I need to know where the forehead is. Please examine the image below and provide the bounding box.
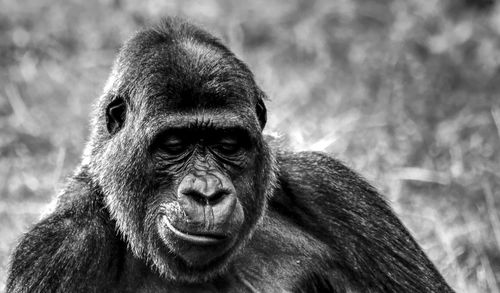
[110,33,256,114]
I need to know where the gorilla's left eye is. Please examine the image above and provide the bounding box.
[214,139,241,156]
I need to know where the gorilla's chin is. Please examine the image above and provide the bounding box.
[156,215,236,266]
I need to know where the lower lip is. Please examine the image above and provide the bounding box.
[163,217,228,245]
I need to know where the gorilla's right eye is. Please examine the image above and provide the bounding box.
[160,136,188,156]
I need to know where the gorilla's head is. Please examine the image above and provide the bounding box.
[83,19,276,281]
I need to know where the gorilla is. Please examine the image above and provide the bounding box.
[7,18,455,293]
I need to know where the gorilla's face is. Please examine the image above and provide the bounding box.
[149,110,265,268]
[88,29,275,281]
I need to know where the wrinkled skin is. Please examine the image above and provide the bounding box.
[6,18,455,293]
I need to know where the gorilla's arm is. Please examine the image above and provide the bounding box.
[272,151,454,293]
[6,174,123,293]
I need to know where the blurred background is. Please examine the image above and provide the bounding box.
[0,0,499,291]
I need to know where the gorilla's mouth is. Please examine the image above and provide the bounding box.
[162,216,228,245]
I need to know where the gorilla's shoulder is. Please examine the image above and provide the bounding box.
[275,150,369,186]
[7,198,123,293]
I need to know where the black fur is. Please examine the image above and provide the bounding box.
[7,18,454,293]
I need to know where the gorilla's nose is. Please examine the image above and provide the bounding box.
[177,173,237,229]
[180,174,229,205]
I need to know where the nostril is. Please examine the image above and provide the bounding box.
[182,190,208,205]
[181,189,231,206]
[208,190,230,205]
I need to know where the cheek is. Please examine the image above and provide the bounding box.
[144,186,177,227]
[225,152,257,182]
[233,174,261,214]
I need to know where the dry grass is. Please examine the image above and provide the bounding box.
[1,0,499,291]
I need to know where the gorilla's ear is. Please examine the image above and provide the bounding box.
[106,97,126,135]
[255,89,267,129]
